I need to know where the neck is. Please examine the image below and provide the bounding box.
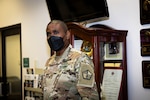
[56,43,69,56]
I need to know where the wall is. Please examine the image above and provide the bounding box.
[86,0,150,100]
[0,0,150,100]
[0,0,50,69]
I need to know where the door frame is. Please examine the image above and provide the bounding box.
[0,23,22,99]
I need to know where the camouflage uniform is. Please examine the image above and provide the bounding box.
[43,44,99,100]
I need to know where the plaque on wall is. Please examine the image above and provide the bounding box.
[140,29,150,56]
[140,0,150,25]
[142,61,150,88]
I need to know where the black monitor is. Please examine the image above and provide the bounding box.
[46,0,109,23]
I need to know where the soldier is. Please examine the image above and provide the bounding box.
[43,20,99,100]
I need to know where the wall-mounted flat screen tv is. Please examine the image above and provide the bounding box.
[46,0,109,23]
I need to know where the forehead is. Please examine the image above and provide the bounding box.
[47,23,63,32]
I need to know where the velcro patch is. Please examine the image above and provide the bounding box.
[77,62,94,87]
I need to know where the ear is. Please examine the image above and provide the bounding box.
[66,30,71,40]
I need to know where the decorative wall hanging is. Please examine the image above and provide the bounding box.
[140,28,150,56]
[142,61,150,88]
[140,0,150,25]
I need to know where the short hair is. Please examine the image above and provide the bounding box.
[47,20,68,32]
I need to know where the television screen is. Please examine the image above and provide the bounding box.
[46,0,109,23]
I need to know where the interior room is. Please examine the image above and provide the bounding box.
[0,0,150,100]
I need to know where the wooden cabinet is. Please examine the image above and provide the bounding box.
[67,22,128,100]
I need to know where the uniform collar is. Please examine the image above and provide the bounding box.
[55,44,72,62]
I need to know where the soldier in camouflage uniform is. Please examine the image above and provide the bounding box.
[43,20,99,100]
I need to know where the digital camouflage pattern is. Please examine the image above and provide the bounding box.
[43,45,99,100]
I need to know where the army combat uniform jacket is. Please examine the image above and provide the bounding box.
[43,44,99,100]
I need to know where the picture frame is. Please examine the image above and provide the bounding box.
[140,0,150,25]
[142,61,150,88]
[140,28,150,56]
[104,42,123,60]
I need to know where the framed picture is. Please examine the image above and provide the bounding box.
[104,42,123,60]
[142,61,150,88]
[140,28,150,56]
[140,0,150,25]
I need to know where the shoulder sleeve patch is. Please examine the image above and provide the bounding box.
[77,62,95,87]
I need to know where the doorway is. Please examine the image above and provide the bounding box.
[0,24,22,100]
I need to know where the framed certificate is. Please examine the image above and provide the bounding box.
[142,61,150,88]
[102,69,123,100]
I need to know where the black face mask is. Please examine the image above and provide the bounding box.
[48,36,64,51]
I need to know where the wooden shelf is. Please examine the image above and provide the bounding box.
[24,87,43,93]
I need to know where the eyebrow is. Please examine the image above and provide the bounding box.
[46,30,59,36]
[53,30,58,32]
[52,30,59,34]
